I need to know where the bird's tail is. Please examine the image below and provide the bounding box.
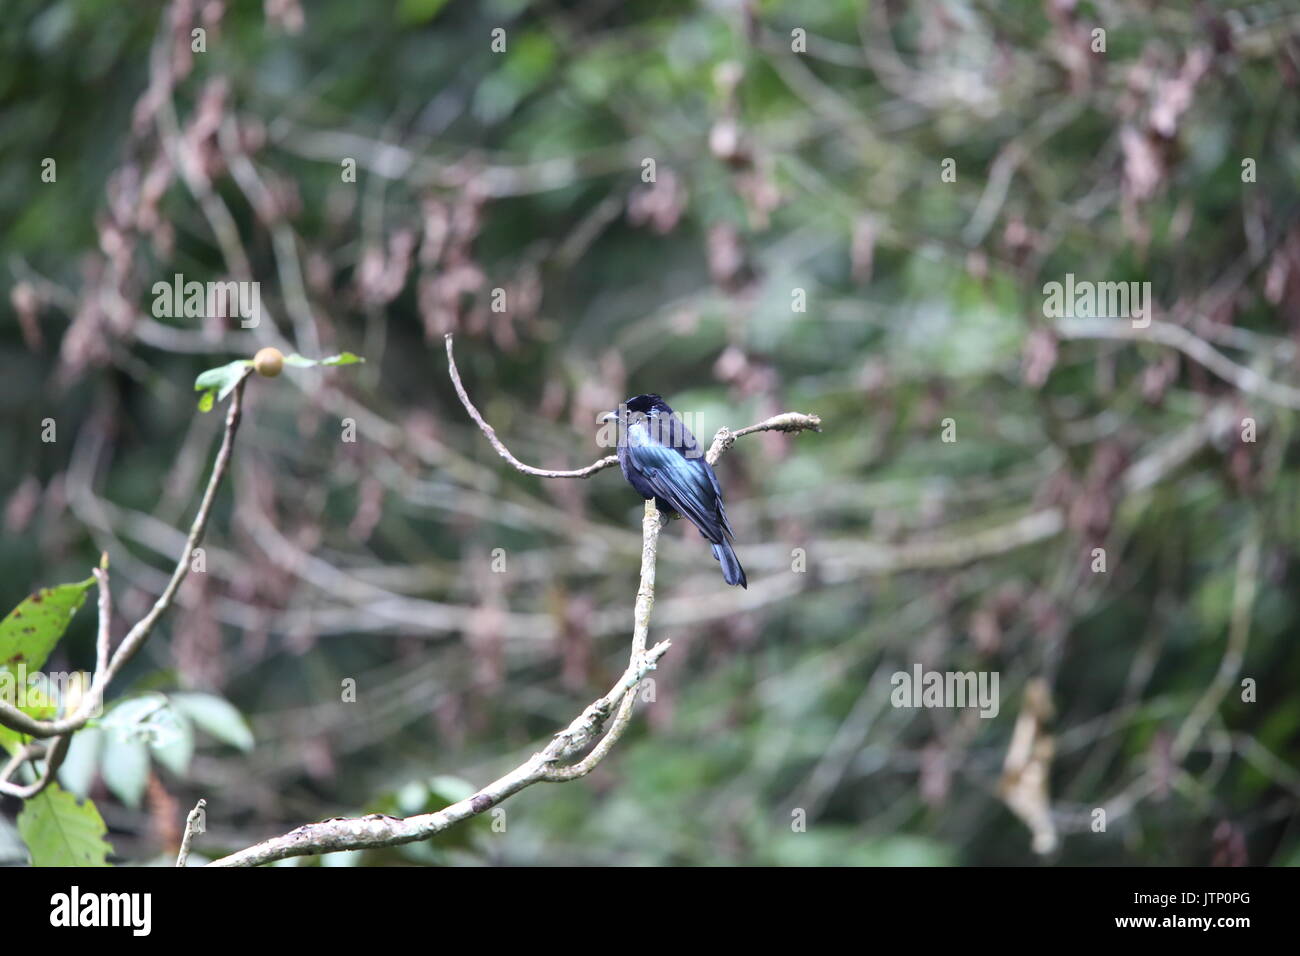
[712,540,747,589]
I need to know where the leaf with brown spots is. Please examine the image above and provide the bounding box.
[0,575,96,678]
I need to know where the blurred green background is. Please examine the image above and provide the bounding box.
[2,0,1299,865]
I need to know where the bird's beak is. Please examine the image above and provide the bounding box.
[599,411,618,424]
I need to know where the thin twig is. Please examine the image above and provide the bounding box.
[0,736,69,800]
[206,640,672,867]
[177,799,207,867]
[445,333,619,478]
[91,562,113,681]
[707,412,823,465]
[446,333,822,478]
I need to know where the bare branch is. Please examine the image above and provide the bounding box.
[445,333,823,478]
[207,639,672,867]
[0,735,69,800]
[706,412,823,465]
[545,500,665,781]
[444,333,619,478]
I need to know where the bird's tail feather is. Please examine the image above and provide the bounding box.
[712,540,747,589]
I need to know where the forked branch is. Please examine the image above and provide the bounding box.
[202,341,822,865]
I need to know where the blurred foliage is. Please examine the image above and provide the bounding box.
[2,0,1300,865]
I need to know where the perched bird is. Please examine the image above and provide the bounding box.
[601,394,747,588]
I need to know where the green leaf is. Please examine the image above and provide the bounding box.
[194,360,251,410]
[0,680,58,755]
[194,359,252,394]
[17,783,112,866]
[100,696,161,808]
[319,352,364,367]
[0,726,20,755]
[58,726,103,799]
[0,577,96,723]
[148,707,194,777]
[100,734,149,809]
[102,693,169,733]
[102,693,194,777]
[170,692,255,752]
[283,352,365,368]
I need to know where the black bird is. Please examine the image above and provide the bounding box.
[602,394,747,588]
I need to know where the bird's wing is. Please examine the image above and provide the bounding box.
[625,439,727,543]
[671,415,736,539]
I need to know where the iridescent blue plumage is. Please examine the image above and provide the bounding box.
[610,394,746,588]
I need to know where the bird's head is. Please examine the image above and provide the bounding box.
[598,393,673,424]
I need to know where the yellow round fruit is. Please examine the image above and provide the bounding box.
[253,347,284,378]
